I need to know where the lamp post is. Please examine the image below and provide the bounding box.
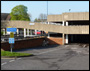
[47,1,49,24]
[47,1,48,16]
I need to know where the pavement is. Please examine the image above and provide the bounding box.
[1,44,89,70]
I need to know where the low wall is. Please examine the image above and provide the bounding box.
[47,37,65,45]
[1,38,45,51]
[1,37,65,51]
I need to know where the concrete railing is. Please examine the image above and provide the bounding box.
[1,21,89,34]
[47,12,89,22]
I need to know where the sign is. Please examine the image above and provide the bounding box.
[7,28,17,32]
[9,38,14,44]
[10,32,14,38]
[29,23,35,25]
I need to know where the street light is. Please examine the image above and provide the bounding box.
[47,1,49,24]
[47,1,48,16]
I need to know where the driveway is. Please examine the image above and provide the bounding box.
[1,44,89,70]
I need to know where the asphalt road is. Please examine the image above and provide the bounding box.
[1,44,89,70]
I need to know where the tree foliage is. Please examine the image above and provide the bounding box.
[39,14,47,21]
[10,5,30,21]
[34,14,47,22]
[34,18,41,22]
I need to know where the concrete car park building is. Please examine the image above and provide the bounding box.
[47,12,89,44]
[1,12,89,46]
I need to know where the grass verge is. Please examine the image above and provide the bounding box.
[1,50,33,57]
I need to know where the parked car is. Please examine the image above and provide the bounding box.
[34,31,45,35]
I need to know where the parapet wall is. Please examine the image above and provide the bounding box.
[47,37,65,45]
[1,37,64,51]
[1,38,45,51]
[47,12,89,22]
[1,21,89,34]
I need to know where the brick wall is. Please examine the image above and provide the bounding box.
[47,37,65,45]
[1,37,65,51]
[1,38,45,51]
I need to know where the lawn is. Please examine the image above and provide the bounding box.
[1,50,33,57]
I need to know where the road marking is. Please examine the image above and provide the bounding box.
[71,48,77,50]
[9,60,15,62]
[17,58,22,60]
[1,58,22,66]
[1,62,7,65]
[36,48,59,55]
[65,45,69,48]
[1,46,65,66]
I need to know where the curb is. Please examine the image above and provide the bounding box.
[1,54,34,59]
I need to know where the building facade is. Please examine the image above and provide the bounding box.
[1,12,89,45]
[47,12,89,44]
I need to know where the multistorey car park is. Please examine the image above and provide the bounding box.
[1,12,89,45]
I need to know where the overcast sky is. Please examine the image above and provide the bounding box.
[1,1,89,21]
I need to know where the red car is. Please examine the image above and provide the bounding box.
[34,31,45,35]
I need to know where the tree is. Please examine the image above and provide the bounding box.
[34,14,47,22]
[34,18,38,22]
[10,5,30,21]
[39,14,44,20]
[34,18,41,22]
[28,13,32,20]
[39,14,47,22]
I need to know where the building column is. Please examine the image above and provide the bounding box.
[3,28,5,35]
[66,21,68,26]
[30,30,32,35]
[17,28,19,36]
[62,33,65,45]
[66,34,68,44]
[62,21,64,26]
[48,32,50,38]
[24,28,26,37]
[48,22,49,24]
[27,29,29,36]
[35,30,37,35]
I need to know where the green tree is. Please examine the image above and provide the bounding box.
[34,13,47,22]
[34,18,38,22]
[34,18,41,22]
[10,5,30,21]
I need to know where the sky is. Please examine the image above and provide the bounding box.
[1,1,89,21]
